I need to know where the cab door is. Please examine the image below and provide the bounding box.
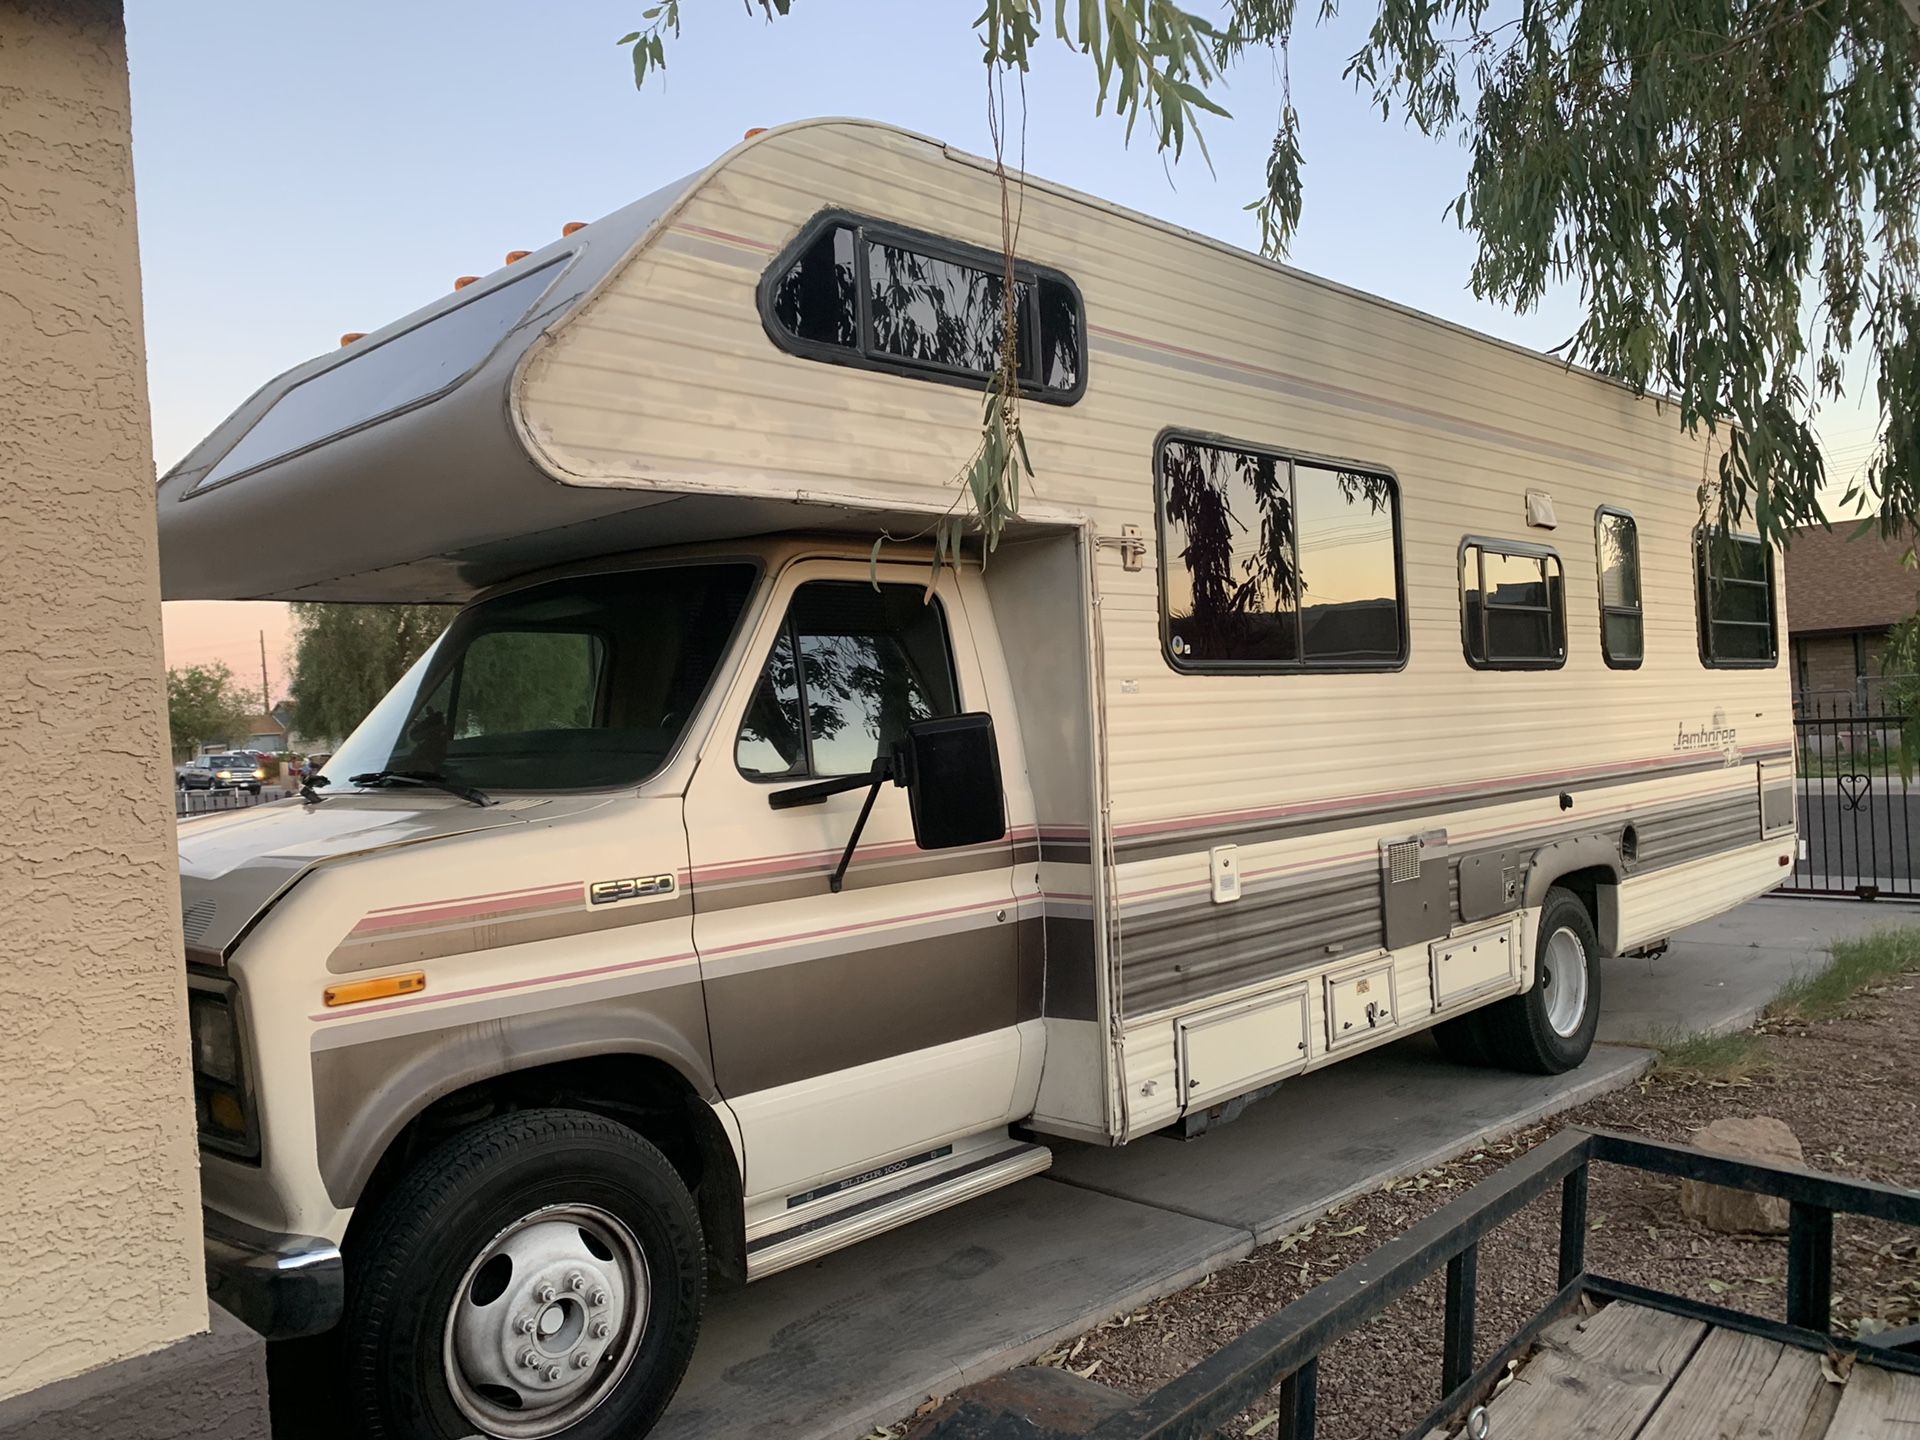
[683,559,1032,1205]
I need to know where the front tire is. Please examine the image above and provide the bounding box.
[342,1108,705,1440]
[1478,887,1602,1075]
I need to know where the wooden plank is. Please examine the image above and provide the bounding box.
[1821,1360,1920,1440]
[1470,1302,1706,1440]
[1634,1327,1837,1440]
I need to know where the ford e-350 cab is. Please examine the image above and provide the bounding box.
[164,120,1794,1440]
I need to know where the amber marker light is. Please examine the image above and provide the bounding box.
[562,221,588,237]
[453,275,481,290]
[505,249,531,264]
[340,332,367,346]
[744,127,767,138]
[323,972,427,1008]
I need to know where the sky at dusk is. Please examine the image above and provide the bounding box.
[126,2,1888,705]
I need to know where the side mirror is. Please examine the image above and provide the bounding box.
[893,712,1006,852]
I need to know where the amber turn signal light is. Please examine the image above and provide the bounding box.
[323,972,427,1008]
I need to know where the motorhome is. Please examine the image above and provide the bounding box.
[160,119,1795,1440]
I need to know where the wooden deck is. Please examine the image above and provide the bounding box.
[1437,1301,1920,1439]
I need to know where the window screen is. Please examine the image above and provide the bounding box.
[1595,508,1644,668]
[1156,436,1404,671]
[764,214,1083,401]
[1462,541,1566,668]
[194,259,563,491]
[1696,532,1778,667]
[736,582,961,780]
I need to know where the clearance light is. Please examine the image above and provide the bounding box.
[744,127,767,139]
[453,275,481,290]
[562,221,588,237]
[505,249,531,264]
[323,972,427,1008]
[340,332,366,347]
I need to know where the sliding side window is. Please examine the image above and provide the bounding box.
[1462,540,1566,669]
[1695,531,1778,667]
[761,212,1084,402]
[1595,507,1644,669]
[1155,434,1405,672]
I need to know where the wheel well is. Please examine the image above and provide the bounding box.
[1544,864,1620,955]
[346,1054,746,1288]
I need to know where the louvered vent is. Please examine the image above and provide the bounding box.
[1386,839,1421,885]
[181,899,216,945]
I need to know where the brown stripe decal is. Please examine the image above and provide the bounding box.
[327,881,690,974]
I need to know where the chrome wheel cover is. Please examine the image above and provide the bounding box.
[442,1203,650,1438]
[1539,925,1591,1039]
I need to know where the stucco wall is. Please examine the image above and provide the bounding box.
[0,0,208,1400]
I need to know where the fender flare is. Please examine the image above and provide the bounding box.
[1522,832,1626,955]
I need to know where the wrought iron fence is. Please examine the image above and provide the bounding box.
[1785,700,1920,898]
[174,785,274,819]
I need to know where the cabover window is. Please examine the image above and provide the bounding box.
[761,212,1084,402]
[1462,539,1566,669]
[1695,531,1778,667]
[1595,507,1644,668]
[736,581,961,780]
[1156,435,1406,671]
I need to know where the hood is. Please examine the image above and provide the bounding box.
[177,793,586,965]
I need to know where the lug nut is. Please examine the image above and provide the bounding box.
[519,1349,539,1368]
[544,1365,563,1383]
[590,1288,609,1308]
[568,1271,586,1292]
[572,1350,593,1369]
[592,1321,611,1340]
[519,1317,537,1335]
[538,1284,557,1304]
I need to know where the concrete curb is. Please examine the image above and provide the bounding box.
[826,1043,1658,1440]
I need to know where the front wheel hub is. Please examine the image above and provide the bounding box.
[444,1203,650,1438]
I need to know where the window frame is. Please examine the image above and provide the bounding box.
[1459,535,1569,671]
[733,578,964,784]
[757,209,1088,406]
[1694,529,1780,670]
[1593,505,1645,671]
[1151,428,1410,676]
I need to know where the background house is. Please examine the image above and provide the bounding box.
[1784,522,1917,712]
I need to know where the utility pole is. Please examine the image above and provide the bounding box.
[259,630,270,714]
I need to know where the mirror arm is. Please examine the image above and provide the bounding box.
[827,767,890,894]
[768,771,874,810]
[768,758,898,893]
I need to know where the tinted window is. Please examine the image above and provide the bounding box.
[1696,532,1778,666]
[1463,542,1566,668]
[1158,436,1404,670]
[1596,509,1643,667]
[327,564,754,791]
[764,215,1083,401]
[736,582,960,779]
[195,259,563,491]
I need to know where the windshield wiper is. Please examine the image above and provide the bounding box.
[348,769,494,807]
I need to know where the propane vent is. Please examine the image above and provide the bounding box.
[1386,839,1421,885]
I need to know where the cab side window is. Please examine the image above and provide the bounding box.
[736,581,960,779]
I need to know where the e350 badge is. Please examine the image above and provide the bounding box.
[589,874,677,906]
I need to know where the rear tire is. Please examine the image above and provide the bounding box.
[1479,887,1602,1075]
[342,1107,705,1440]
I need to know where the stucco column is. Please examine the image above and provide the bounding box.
[0,0,208,1400]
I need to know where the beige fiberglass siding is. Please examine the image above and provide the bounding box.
[0,0,207,1399]
[519,118,1789,838]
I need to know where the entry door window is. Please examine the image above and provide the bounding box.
[736,581,960,779]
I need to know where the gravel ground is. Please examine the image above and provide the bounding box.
[909,972,1920,1440]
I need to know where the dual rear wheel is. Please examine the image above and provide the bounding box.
[1434,886,1602,1075]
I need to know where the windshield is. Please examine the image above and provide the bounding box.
[322,563,756,793]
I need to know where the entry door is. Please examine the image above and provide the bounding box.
[683,561,1027,1204]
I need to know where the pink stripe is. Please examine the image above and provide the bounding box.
[350,883,584,936]
[676,223,776,253]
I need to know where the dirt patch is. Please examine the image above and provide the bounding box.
[908,973,1920,1440]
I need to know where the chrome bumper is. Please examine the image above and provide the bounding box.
[204,1207,343,1339]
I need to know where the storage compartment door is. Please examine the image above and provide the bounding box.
[1325,961,1397,1048]
[1177,989,1310,1111]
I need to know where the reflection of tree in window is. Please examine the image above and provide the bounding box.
[1161,440,1399,666]
[867,243,1011,374]
[455,632,603,737]
[771,225,857,349]
[1035,279,1080,391]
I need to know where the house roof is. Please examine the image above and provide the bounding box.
[1785,523,1918,636]
[239,713,287,738]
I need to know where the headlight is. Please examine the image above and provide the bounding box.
[187,984,257,1159]
[216,770,232,780]
[253,768,267,781]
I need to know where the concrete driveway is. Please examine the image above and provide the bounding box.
[265,895,1914,1439]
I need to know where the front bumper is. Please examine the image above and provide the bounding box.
[204,1207,343,1339]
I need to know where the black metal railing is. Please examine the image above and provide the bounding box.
[1068,1127,1920,1440]
[175,786,275,818]
[1787,700,1920,898]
